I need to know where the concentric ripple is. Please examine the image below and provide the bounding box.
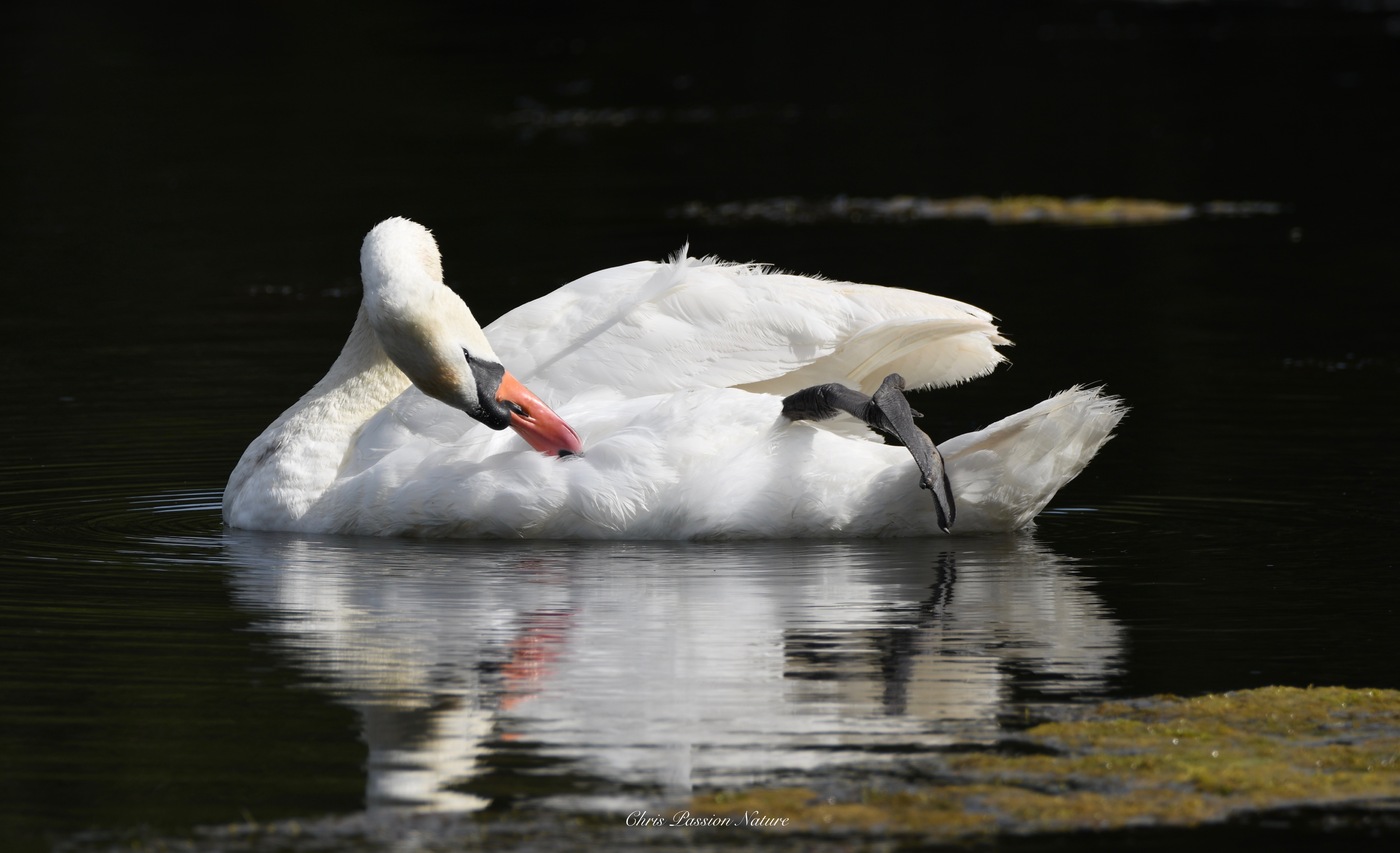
[0,479,226,568]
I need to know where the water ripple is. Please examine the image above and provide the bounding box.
[1,484,225,566]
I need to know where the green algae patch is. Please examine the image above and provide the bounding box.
[676,195,1281,227]
[697,785,1000,835]
[935,195,1196,225]
[691,686,1400,840]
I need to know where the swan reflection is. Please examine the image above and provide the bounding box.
[222,533,1122,812]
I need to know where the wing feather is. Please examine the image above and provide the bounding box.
[486,250,1009,400]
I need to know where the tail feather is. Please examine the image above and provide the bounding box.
[940,386,1126,532]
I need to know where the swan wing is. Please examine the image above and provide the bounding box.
[484,252,1009,401]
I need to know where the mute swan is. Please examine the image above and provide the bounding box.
[222,217,1124,538]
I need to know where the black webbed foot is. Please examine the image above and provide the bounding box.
[782,373,956,533]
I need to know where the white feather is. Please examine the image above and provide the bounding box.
[488,252,1009,400]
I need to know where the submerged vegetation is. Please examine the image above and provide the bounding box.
[676,194,1282,227]
[692,686,1400,840]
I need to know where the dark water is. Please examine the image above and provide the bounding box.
[3,1,1399,849]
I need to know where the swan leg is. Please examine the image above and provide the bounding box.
[781,373,955,532]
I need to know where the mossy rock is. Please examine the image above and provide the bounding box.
[693,686,1400,840]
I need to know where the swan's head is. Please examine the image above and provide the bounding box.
[359,217,583,457]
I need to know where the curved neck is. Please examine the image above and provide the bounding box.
[302,305,412,425]
[224,305,412,526]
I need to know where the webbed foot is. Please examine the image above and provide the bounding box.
[781,373,956,532]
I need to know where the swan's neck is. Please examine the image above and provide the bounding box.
[223,305,411,527]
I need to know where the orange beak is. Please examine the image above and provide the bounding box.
[496,371,584,457]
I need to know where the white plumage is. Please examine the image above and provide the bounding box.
[223,218,1124,538]
[494,248,1008,400]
